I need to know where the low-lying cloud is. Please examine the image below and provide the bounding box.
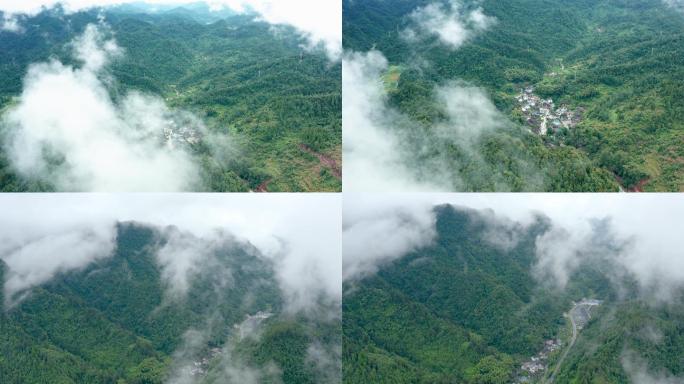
[0,0,341,60]
[343,49,524,192]
[1,225,115,307]
[1,24,207,191]
[622,349,684,384]
[343,194,437,280]
[402,0,495,49]
[1,13,23,32]
[342,50,448,192]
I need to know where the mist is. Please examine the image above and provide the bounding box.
[401,0,496,49]
[1,23,209,191]
[342,50,448,192]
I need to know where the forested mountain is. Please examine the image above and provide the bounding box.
[1,222,340,383]
[343,205,684,383]
[0,4,341,192]
[343,0,684,191]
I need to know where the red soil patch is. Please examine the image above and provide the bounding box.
[299,144,341,180]
[627,178,649,192]
[255,179,271,192]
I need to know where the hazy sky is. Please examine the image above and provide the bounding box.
[0,193,341,312]
[0,0,341,59]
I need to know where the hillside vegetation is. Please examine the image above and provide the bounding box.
[343,205,684,383]
[0,6,341,192]
[344,0,684,191]
[1,223,339,383]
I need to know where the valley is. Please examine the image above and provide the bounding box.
[343,0,684,191]
[343,202,684,384]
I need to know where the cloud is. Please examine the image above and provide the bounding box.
[1,24,208,191]
[342,194,684,304]
[1,13,23,32]
[343,194,437,280]
[342,50,526,192]
[155,229,226,299]
[0,0,341,60]
[533,217,633,290]
[0,193,341,313]
[206,344,282,384]
[167,312,283,384]
[1,225,115,307]
[402,0,495,49]
[342,50,448,192]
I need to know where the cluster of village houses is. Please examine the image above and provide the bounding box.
[517,86,583,135]
[163,119,201,149]
[189,347,223,377]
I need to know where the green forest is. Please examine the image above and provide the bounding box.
[343,205,684,383]
[0,5,341,192]
[0,223,340,383]
[344,0,684,191]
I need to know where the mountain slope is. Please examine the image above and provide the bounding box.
[343,205,684,383]
[0,7,341,192]
[1,222,339,384]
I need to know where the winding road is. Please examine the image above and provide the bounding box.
[544,308,578,384]
[544,301,600,383]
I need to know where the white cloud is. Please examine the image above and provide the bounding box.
[1,14,23,32]
[222,0,341,60]
[342,50,520,192]
[155,229,224,299]
[1,225,115,307]
[343,194,436,280]
[0,0,341,60]
[0,193,341,313]
[1,24,206,191]
[402,0,495,49]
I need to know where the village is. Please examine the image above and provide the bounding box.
[515,338,563,382]
[515,298,602,383]
[162,118,201,149]
[517,86,583,136]
[189,347,223,377]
